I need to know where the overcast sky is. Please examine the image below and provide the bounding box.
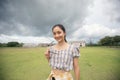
[0,0,120,43]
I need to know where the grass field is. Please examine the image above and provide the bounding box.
[0,47,120,80]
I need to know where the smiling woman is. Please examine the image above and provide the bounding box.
[52,24,67,43]
[45,24,80,80]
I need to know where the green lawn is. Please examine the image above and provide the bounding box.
[0,47,120,80]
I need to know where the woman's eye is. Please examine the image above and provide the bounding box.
[53,32,56,35]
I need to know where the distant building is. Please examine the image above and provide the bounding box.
[23,43,55,48]
[69,41,86,47]
[38,43,50,47]
[23,43,39,48]
[22,41,86,48]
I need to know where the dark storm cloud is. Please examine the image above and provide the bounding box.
[0,0,93,37]
[0,0,11,21]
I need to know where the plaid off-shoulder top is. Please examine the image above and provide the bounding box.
[49,44,80,71]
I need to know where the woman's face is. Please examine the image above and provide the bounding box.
[52,26,66,43]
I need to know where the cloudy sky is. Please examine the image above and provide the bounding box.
[0,0,120,44]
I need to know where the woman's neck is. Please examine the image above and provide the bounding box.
[55,41,69,50]
[58,40,67,46]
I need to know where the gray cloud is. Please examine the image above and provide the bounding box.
[0,0,92,37]
[0,0,120,43]
[110,0,120,22]
[104,0,120,28]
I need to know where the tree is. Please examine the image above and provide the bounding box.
[7,42,23,47]
[99,36,112,46]
[99,35,120,46]
[0,43,7,47]
[113,35,120,46]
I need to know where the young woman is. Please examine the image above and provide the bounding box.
[45,24,80,80]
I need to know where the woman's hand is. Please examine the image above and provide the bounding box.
[45,48,50,62]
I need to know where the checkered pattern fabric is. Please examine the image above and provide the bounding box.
[49,44,80,71]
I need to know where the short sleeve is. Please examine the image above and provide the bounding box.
[72,45,80,58]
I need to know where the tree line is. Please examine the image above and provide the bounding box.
[87,35,120,46]
[0,35,120,47]
[0,42,23,47]
[98,35,120,46]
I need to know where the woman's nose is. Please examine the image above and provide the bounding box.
[55,34,59,37]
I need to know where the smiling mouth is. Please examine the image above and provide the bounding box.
[56,38,61,40]
[55,37,61,40]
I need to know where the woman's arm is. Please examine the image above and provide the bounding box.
[44,48,50,62]
[73,57,80,80]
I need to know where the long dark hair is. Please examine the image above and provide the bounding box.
[52,24,67,42]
